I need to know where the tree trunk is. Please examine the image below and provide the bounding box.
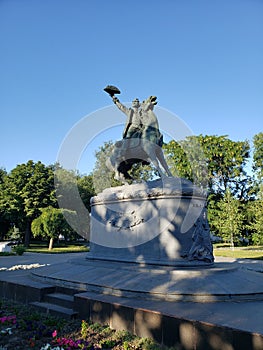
[24,220,31,247]
[49,237,54,250]
[230,232,235,250]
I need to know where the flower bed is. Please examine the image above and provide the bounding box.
[0,300,163,350]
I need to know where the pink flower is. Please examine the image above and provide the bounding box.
[0,317,7,323]
[0,315,16,324]
[52,329,58,338]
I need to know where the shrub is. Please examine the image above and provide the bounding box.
[12,245,26,255]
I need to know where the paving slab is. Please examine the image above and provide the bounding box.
[0,251,87,270]
[31,256,263,302]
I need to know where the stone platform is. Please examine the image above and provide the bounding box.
[31,257,263,303]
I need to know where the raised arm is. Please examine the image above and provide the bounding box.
[112,96,129,116]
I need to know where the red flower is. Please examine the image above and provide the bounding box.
[29,338,35,347]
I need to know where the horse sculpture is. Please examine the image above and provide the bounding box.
[105,93,173,183]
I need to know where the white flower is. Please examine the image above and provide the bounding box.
[0,327,12,335]
[40,344,51,350]
[40,345,64,350]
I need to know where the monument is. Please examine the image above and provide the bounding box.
[28,87,263,348]
[88,86,214,266]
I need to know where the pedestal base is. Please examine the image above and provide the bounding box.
[90,178,214,265]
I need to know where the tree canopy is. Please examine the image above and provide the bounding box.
[209,188,245,247]
[0,161,56,245]
[31,206,77,250]
[163,134,250,198]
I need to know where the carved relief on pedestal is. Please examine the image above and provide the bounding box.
[108,210,144,231]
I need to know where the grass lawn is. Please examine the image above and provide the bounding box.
[3,240,263,259]
[26,242,263,259]
[25,241,89,254]
[213,245,263,260]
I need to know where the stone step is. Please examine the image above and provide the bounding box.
[44,292,74,309]
[0,274,56,303]
[30,301,78,319]
[55,286,80,296]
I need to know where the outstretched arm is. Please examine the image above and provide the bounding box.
[112,96,129,115]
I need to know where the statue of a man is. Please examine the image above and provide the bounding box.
[104,85,172,181]
[104,86,163,147]
[112,95,142,140]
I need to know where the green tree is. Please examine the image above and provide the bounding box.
[247,190,263,245]
[54,167,90,240]
[252,132,263,197]
[163,139,191,179]
[31,207,76,250]
[0,161,56,246]
[253,132,263,179]
[0,168,9,240]
[247,133,263,244]
[77,174,95,212]
[92,141,116,193]
[200,135,250,199]
[0,167,7,183]
[163,137,208,189]
[210,188,244,248]
[164,135,250,198]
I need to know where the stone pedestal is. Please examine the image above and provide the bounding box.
[88,177,214,266]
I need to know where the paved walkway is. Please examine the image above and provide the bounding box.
[216,256,263,273]
[1,252,262,273]
[0,251,87,270]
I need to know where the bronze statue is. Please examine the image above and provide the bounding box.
[104,85,172,182]
[113,96,142,139]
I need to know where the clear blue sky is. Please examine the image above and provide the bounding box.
[1,0,262,175]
